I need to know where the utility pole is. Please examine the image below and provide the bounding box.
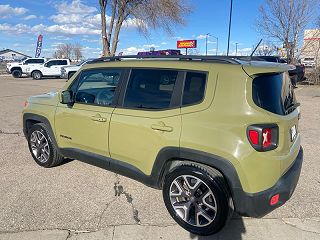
[227,0,233,56]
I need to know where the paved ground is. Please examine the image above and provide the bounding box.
[0,75,319,240]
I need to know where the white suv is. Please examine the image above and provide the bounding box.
[26,59,71,80]
[6,58,46,78]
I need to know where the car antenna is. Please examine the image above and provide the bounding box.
[250,39,263,60]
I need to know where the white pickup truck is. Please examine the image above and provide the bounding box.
[60,59,93,79]
[26,59,71,80]
[6,58,46,78]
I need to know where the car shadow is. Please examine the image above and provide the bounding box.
[58,158,74,166]
[190,215,246,240]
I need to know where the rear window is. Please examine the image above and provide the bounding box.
[252,73,297,115]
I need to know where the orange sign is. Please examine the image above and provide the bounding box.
[177,40,197,49]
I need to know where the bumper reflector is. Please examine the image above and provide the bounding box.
[270,194,280,206]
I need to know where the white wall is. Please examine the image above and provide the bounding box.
[0,51,29,61]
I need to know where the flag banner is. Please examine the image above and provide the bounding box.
[35,35,43,58]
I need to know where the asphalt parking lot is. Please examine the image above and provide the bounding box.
[0,75,319,240]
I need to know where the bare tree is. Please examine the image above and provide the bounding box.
[99,0,191,57]
[257,0,314,63]
[55,43,73,59]
[255,42,278,56]
[73,43,83,61]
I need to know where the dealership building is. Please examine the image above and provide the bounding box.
[301,29,320,65]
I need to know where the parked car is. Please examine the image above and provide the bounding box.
[26,59,71,80]
[60,59,93,80]
[236,56,305,86]
[253,56,305,86]
[301,57,316,68]
[6,58,46,78]
[23,55,303,236]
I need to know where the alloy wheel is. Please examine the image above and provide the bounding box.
[169,175,217,227]
[30,130,50,163]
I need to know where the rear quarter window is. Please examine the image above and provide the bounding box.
[182,72,206,106]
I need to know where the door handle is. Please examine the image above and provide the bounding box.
[151,122,173,132]
[91,114,107,122]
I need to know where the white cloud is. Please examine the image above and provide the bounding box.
[207,40,217,44]
[81,38,100,43]
[50,36,71,41]
[143,44,160,48]
[229,47,253,56]
[0,23,30,34]
[0,4,28,18]
[197,34,208,40]
[172,36,183,40]
[24,15,37,20]
[119,46,146,55]
[161,42,167,45]
[48,0,140,35]
[0,0,142,36]
[54,0,97,15]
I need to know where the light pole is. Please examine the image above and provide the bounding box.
[205,33,210,56]
[211,35,219,56]
[205,34,219,56]
[235,42,238,56]
[227,0,233,56]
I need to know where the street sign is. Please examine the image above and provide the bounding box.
[177,40,197,49]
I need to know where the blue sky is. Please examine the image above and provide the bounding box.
[0,0,318,58]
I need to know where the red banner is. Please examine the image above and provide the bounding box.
[177,40,197,49]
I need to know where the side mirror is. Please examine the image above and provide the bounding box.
[44,63,49,67]
[60,90,74,105]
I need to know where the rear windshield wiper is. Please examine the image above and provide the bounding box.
[285,103,300,114]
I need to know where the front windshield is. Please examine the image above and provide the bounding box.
[77,60,87,66]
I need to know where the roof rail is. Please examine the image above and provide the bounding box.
[87,55,242,65]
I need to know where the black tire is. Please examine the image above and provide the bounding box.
[12,69,22,78]
[163,163,232,236]
[32,71,42,80]
[68,72,75,79]
[27,123,64,168]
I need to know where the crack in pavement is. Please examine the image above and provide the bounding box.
[97,198,117,229]
[65,230,72,240]
[112,226,115,240]
[114,174,141,224]
[281,218,320,235]
[77,198,116,230]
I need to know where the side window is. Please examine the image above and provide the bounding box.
[24,59,31,64]
[74,69,123,106]
[123,69,178,109]
[182,72,206,106]
[58,60,67,65]
[46,60,56,67]
[35,59,45,64]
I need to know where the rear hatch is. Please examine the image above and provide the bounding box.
[249,69,301,174]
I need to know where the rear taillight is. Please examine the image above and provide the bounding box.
[247,124,278,151]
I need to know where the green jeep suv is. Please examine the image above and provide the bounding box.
[23,55,303,235]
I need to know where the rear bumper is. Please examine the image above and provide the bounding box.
[234,147,303,217]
